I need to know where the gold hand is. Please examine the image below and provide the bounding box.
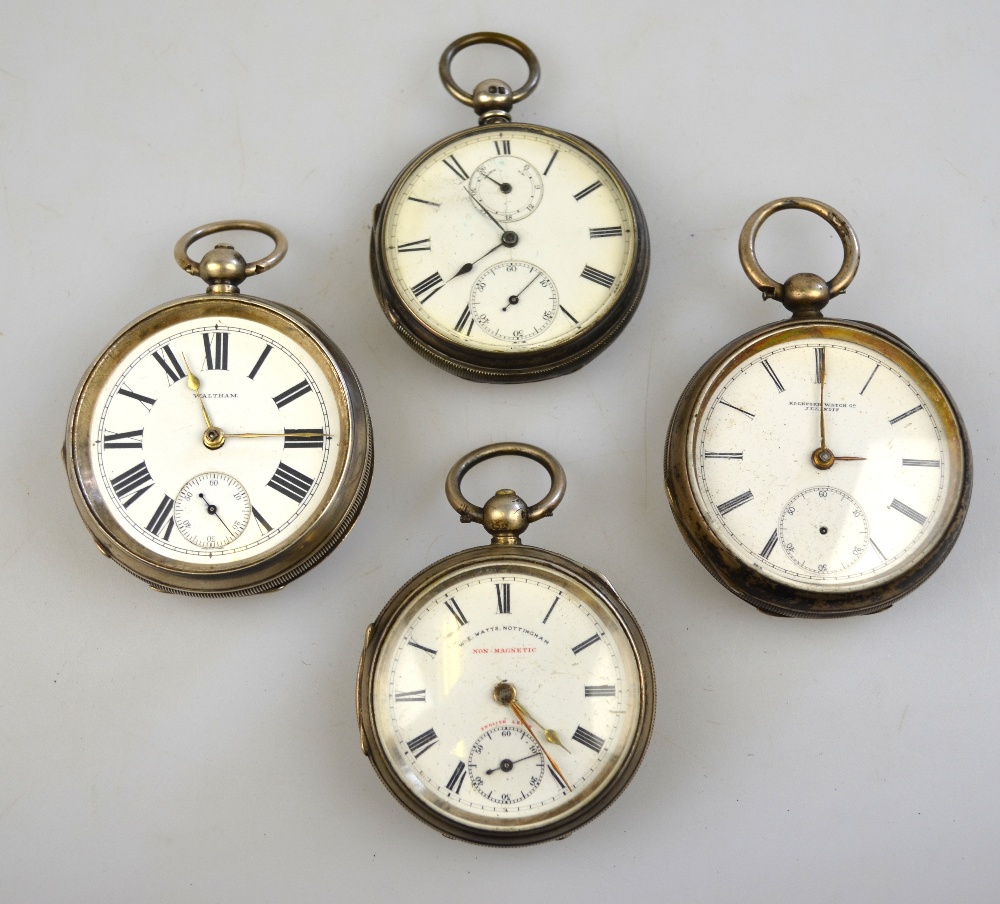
[224,431,335,440]
[509,699,572,790]
[510,700,571,753]
[182,353,215,430]
[818,347,827,451]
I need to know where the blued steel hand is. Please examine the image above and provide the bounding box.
[199,492,235,539]
[447,241,505,282]
[464,185,518,240]
[478,168,512,194]
[484,751,541,776]
[503,269,542,312]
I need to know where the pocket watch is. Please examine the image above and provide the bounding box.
[370,33,650,382]
[357,443,655,845]
[64,221,373,596]
[664,198,972,617]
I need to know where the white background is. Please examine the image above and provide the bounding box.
[2,2,998,902]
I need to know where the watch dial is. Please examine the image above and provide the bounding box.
[381,125,638,354]
[369,558,647,837]
[688,330,964,592]
[79,302,351,568]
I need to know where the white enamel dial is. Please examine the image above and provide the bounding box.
[86,312,345,566]
[690,336,958,591]
[370,561,644,833]
[381,126,638,354]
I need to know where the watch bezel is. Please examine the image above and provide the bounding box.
[370,121,650,382]
[356,542,655,845]
[664,316,972,617]
[64,294,373,596]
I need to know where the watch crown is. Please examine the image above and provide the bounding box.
[198,243,248,293]
[482,488,529,544]
[472,78,514,124]
[779,272,831,318]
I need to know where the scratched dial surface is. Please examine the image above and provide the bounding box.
[82,307,348,566]
[380,125,638,354]
[370,559,644,833]
[688,334,960,592]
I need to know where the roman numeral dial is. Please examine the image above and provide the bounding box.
[85,317,349,573]
[370,560,652,840]
[377,125,643,374]
[680,332,962,599]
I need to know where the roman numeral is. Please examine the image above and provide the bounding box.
[559,305,579,324]
[814,347,826,384]
[397,238,431,253]
[151,345,185,383]
[443,155,469,180]
[406,728,439,759]
[860,364,879,395]
[407,196,441,208]
[248,344,273,380]
[580,265,615,288]
[407,640,437,657]
[543,150,559,175]
[444,598,468,626]
[585,685,616,697]
[571,725,605,754]
[761,358,785,392]
[146,494,174,540]
[445,760,467,793]
[103,429,143,449]
[719,399,755,419]
[572,634,601,655]
[394,689,426,703]
[547,764,566,788]
[494,139,511,155]
[455,305,474,336]
[717,489,754,516]
[542,596,560,624]
[283,428,325,448]
[411,271,444,302]
[889,498,927,525]
[889,405,923,425]
[266,461,314,503]
[110,461,154,507]
[272,380,312,409]
[902,458,940,467]
[495,583,511,614]
[117,386,157,409]
[574,180,602,201]
[203,331,229,370]
[705,452,743,460]
[589,226,623,238]
[761,529,779,560]
[251,506,273,533]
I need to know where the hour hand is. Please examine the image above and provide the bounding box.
[181,353,217,431]
[446,241,506,282]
